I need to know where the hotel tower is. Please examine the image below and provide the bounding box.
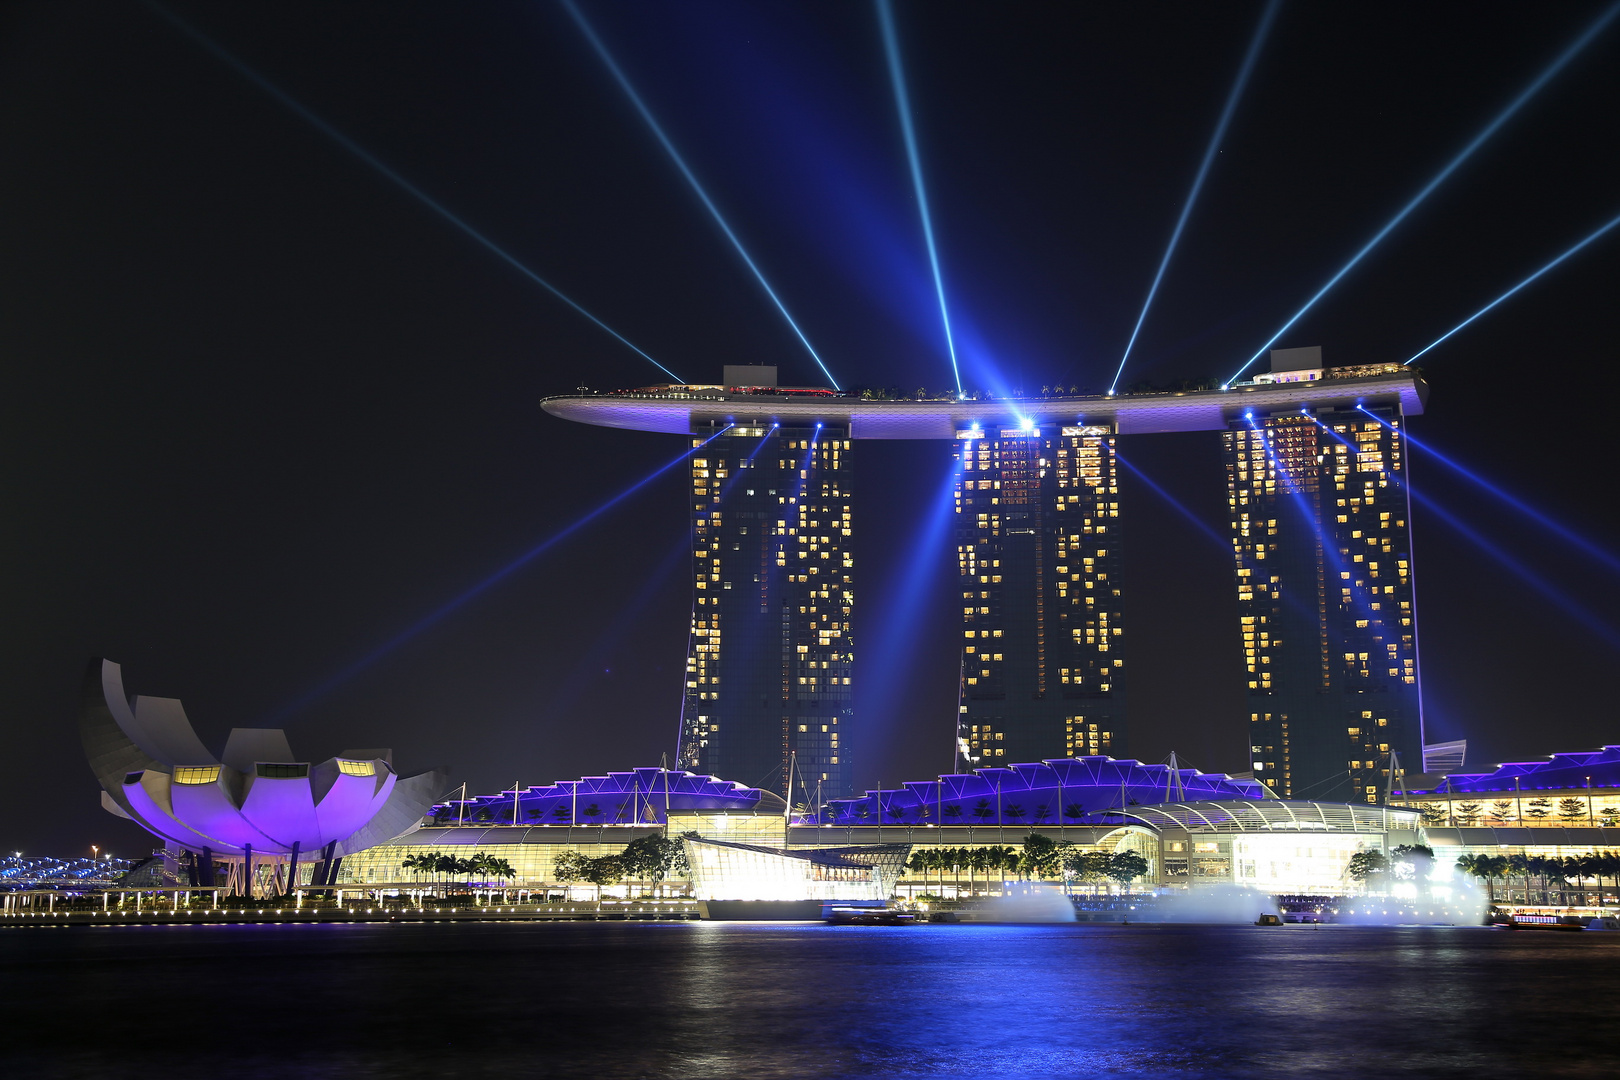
[542,350,1426,805]
[1223,348,1423,802]
[677,368,853,798]
[955,421,1126,766]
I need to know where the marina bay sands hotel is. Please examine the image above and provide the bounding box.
[542,347,1427,806]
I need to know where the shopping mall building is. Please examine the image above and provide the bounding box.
[1390,747,1620,905]
[336,757,1431,900]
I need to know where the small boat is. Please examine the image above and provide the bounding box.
[1509,913,1595,931]
[825,906,918,926]
[1255,913,1283,926]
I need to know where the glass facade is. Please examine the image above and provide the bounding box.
[679,424,853,797]
[955,424,1125,765]
[1223,403,1421,802]
[1399,789,1620,829]
[684,838,906,901]
[1229,832,1374,894]
[339,833,657,888]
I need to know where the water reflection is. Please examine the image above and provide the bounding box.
[0,922,1615,1078]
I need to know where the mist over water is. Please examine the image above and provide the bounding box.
[3,921,1616,1078]
[980,884,1076,922]
[1154,884,1281,923]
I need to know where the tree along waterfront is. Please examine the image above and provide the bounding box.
[1456,851,1620,906]
[554,835,689,901]
[903,836,1148,897]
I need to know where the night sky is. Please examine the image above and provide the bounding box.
[4,2,1617,855]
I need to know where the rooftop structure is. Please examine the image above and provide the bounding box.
[425,766,783,827]
[0,855,138,892]
[1121,799,1415,834]
[1399,746,1620,795]
[804,756,1269,826]
[540,365,1425,439]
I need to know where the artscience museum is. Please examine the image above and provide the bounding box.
[82,659,448,895]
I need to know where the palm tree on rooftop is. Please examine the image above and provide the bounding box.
[970,799,993,843]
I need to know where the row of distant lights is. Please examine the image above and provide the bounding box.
[8,902,695,919]
[723,400,1378,437]
[1240,400,1372,422]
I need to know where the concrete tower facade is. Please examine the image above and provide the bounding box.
[678,412,853,799]
[543,357,1427,807]
[955,421,1126,767]
[1223,399,1422,802]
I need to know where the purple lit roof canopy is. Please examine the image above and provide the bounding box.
[1401,747,1620,795]
[425,768,783,827]
[82,660,450,860]
[807,757,1270,826]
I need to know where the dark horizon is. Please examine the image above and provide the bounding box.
[2,1,1617,855]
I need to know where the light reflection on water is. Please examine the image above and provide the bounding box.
[2,921,1615,1078]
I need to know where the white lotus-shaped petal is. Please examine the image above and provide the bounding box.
[82,659,448,859]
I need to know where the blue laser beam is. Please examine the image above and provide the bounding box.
[1109,0,1280,395]
[269,425,732,721]
[1225,1,1620,386]
[542,525,691,724]
[1406,209,1620,365]
[1245,416,1377,622]
[876,0,961,397]
[560,0,839,390]
[1114,451,1229,550]
[1122,443,1321,628]
[1408,483,1620,652]
[786,424,825,503]
[860,449,963,767]
[147,2,682,384]
[709,424,782,506]
[1357,406,1620,576]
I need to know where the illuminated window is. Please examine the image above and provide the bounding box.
[173,765,221,785]
[337,760,376,777]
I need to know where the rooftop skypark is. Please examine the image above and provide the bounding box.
[542,361,1427,439]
